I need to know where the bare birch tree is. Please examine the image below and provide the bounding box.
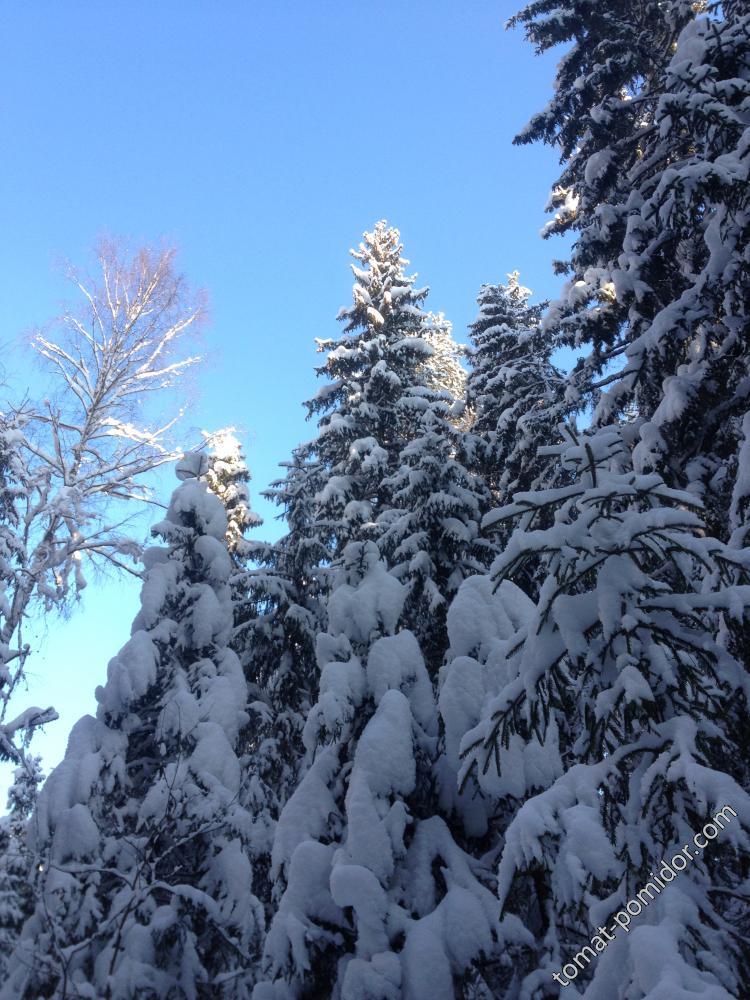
[0,239,206,764]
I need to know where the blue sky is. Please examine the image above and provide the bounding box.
[0,1,569,799]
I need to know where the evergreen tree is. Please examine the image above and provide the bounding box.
[462,273,567,601]
[301,220,443,557]
[509,0,750,539]
[3,456,264,999]
[448,426,750,996]
[199,429,292,922]
[464,272,564,501]
[239,448,328,723]
[418,312,468,422]
[255,542,509,999]
[204,429,262,563]
[0,756,43,979]
[377,384,493,674]
[232,449,330,917]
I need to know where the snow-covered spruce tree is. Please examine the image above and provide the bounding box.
[418,312,469,426]
[464,272,564,501]
[300,220,440,558]
[449,426,750,996]
[238,448,328,713]
[204,428,262,564]
[255,542,513,999]
[0,756,43,979]
[200,428,293,921]
[377,383,493,675]
[3,455,264,999]
[462,273,567,601]
[256,221,458,669]
[231,449,331,917]
[509,0,750,540]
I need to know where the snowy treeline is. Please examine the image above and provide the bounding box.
[2,1,749,997]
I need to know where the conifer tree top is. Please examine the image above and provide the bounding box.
[335,220,428,335]
[301,221,444,555]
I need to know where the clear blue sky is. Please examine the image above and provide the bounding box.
[0,1,569,799]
